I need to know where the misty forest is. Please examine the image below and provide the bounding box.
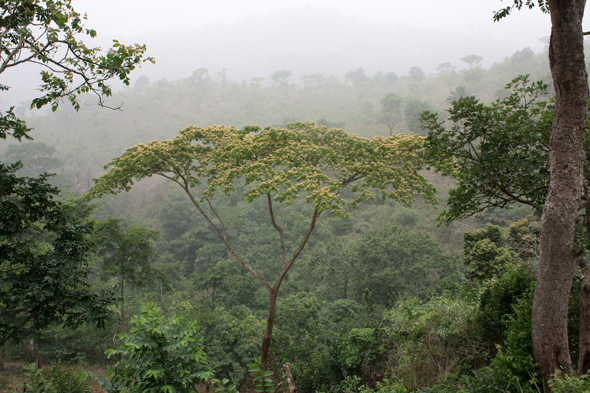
[3,0,590,392]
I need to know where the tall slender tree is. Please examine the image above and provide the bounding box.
[494,0,588,381]
[90,122,436,365]
[92,219,159,334]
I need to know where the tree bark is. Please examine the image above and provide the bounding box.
[578,200,590,375]
[283,363,298,393]
[578,263,590,374]
[533,0,588,383]
[261,288,278,366]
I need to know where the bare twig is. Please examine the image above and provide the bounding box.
[206,196,227,241]
[273,381,284,393]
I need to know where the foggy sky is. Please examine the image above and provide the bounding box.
[1,0,576,105]
[77,0,552,41]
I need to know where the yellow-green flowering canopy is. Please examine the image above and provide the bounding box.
[90,122,436,215]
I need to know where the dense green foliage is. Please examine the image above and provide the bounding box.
[4,39,586,392]
[0,162,115,347]
[105,303,213,393]
[422,76,552,223]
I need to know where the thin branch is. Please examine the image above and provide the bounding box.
[274,208,320,290]
[267,193,287,267]
[496,181,543,213]
[15,36,127,110]
[341,172,361,187]
[273,381,285,393]
[0,35,24,74]
[157,172,184,186]
[182,186,271,292]
[466,138,482,163]
[4,38,56,70]
[1,307,42,347]
[205,196,227,241]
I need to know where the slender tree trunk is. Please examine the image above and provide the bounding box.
[211,286,216,312]
[36,341,42,368]
[343,270,348,300]
[261,288,278,366]
[533,0,588,383]
[121,271,125,335]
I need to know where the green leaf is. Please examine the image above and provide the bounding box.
[103,302,211,392]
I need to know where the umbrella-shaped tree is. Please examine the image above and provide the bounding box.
[90,122,436,365]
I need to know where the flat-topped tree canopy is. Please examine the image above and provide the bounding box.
[90,122,436,212]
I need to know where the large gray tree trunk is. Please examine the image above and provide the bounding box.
[533,0,588,383]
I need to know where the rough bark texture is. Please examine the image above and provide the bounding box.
[578,201,590,375]
[533,0,588,383]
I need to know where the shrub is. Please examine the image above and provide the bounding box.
[477,262,534,343]
[104,302,213,393]
[20,363,93,393]
[548,372,590,393]
[385,296,482,390]
[491,286,538,383]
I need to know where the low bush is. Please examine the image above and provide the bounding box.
[19,363,93,393]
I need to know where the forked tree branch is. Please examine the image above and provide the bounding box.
[0,35,25,74]
[274,208,320,291]
[181,185,271,292]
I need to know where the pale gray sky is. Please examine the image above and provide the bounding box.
[2,0,576,104]
[72,1,556,83]
[77,0,552,41]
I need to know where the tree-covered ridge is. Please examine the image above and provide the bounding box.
[2,44,557,194]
